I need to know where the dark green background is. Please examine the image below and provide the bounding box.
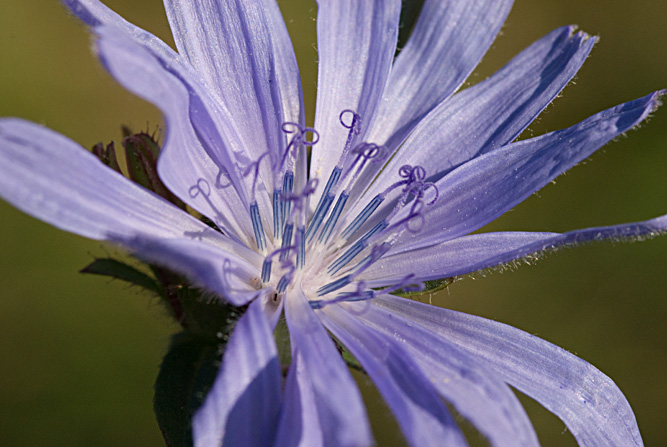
[1,1,665,446]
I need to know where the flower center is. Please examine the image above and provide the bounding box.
[247,110,438,306]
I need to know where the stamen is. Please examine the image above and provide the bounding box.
[243,152,271,200]
[296,226,306,269]
[241,153,273,251]
[317,275,352,296]
[326,165,437,276]
[328,220,389,275]
[261,246,295,284]
[272,188,282,239]
[285,179,318,269]
[276,261,296,293]
[250,202,266,252]
[389,199,426,233]
[261,258,272,283]
[275,124,317,241]
[315,143,387,245]
[303,110,366,245]
[318,192,349,244]
[345,142,387,181]
[310,281,373,309]
[188,178,232,235]
[311,274,423,310]
[280,223,294,261]
[339,110,362,156]
[278,123,318,175]
[305,166,341,241]
[276,276,290,293]
[281,171,294,232]
[328,240,365,275]
[341,194,384,239]
[340,165,423,240]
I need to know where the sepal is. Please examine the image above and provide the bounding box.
[91,128,186,209]
[91,140,122,172]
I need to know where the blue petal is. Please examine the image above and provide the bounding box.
[283,289,372,447]
[355,25,596,214]
[363,215,667,285]
[375,295,644,447]
[163,0,296,187]
[64,0,279,241]
[116,236,263,306]
[258,0,309,194]
[257,0,306,128]
[274,351,324,447]
[309,0,401,206]
[193,299,282,447]
[349,300,539,447]
[320,304,468,447]
[366,0,513,153]
[93,25,263,242]
[0,119,251,260]
[394,91,664,253]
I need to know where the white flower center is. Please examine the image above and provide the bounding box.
[247,111,438,307]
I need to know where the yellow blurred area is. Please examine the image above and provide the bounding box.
[1,1,666,446]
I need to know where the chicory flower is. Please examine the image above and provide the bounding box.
[0,0,665,446]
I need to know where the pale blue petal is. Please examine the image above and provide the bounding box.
[0,119,260,305]
[256,0,309,194]
[193,299,282,447]
[65,0,277,240]
[364,215,667,285]
[93,26,263,242]
[116,236,262,306]
[375,295,644,447]
[309,0,401,205]
[274,351,324,447]
[285,289,372,447]
[0,118,240,251]
[320,305,468,447]
[366,0,513,152]
[349,300,539,447]
[394,91,664,253]
[356,25,596,211]
[259,290,285,330]
[163,0,292,189]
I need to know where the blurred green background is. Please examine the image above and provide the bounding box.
[1,1,665,446]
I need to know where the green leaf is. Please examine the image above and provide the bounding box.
[154,332,222,447]
[80,258,163,296]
